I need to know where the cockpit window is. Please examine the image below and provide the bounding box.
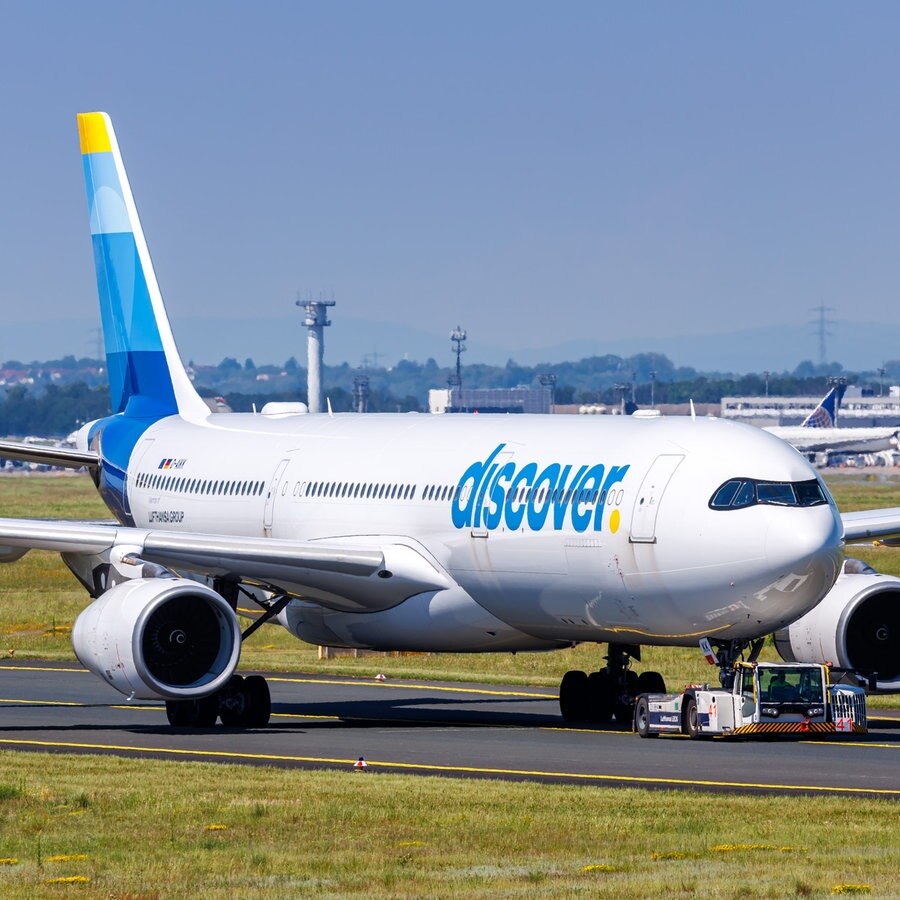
[709,478,827,510]
[711,480,741,508]
[795,480,828,506]
[756,482,796,505]
[733,480,756,508]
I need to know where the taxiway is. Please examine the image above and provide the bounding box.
[0,662,897,797]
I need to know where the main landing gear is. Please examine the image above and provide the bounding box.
[165,581,286,729]
[165,674,272,728]
[558,643,666,724]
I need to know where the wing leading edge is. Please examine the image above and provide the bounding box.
[0,517,450,613]
[841,507,900,543]
[0,440,99,469]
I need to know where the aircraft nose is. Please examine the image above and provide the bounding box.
[763,505,843,613]
[765,503,842,562]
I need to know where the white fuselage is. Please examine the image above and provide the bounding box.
[121,412,844,652]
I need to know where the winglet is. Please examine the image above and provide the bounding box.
[78,112,209,422]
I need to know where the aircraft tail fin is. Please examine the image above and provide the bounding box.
[800,383,846,428]
[78,112,208,422]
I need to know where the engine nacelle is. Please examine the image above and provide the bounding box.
[72,577,241,700]
[774,562,900,692]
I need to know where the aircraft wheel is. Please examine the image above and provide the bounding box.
[559,670,589,722]
[218,675,247,727]
[166,694,218,728]
[613,669,639,723]
[244,675,271,727]
[634,695,656,738]
[587,670,615,722]
[683,695,702,739]
[636,671,666,695]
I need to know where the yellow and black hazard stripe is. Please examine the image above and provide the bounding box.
[730,722,865,736]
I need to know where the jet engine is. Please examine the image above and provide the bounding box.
[774,560,900,692]
[72,577,242,700]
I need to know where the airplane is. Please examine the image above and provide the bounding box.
[765,383,899,454]
[0,112,898,731]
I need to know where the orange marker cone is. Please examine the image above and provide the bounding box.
[354,756,368,770]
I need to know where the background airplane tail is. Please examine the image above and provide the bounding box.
[800,383,846,428]
[78,112,208,421]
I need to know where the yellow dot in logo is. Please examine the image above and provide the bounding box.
[610,508,620,533]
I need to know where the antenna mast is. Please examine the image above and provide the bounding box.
[448,326,467,395]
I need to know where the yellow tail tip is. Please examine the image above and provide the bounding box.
[77,112,111,154]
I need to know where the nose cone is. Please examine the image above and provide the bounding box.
[760,503,844,626]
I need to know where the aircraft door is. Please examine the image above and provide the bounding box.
[123,438,156,519]
[263,458,291,537]
[629,454,684,543]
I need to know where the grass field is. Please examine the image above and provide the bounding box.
[0,752,896,898]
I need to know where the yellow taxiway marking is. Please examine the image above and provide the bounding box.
[806,740,899,750]
[1,693,893,740]
[3,668,897,718]
[0,698,337,721]
[0,736,896,796]
[0,698,891,741]
[0,697,83,707]
[0,666,87,673]
[267,676,553,699]
[0,667,553,699]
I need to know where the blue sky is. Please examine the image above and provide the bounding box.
[3,3,900,368]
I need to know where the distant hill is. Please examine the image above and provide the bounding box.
[3,314,900,374]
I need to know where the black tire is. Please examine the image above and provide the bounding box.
[166,694,218,728]
[244,675,271,727]
[587,670,615,723]
[683,695,702,739]
[636,671,666,695]
[613,669,639,723]
[559,670,589,722]
[218,674,246,727]
[634,695,656,738]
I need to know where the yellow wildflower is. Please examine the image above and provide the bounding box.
[711,843,776,853]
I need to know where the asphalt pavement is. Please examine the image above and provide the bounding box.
[0,661,897,797]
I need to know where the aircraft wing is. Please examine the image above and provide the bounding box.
[0,440,98,469]
[765,427,898,453]
[0,518,450,613]
[841,507,900,543]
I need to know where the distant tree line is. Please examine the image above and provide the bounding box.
[2,352,899,437]
[0,383,111,437]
